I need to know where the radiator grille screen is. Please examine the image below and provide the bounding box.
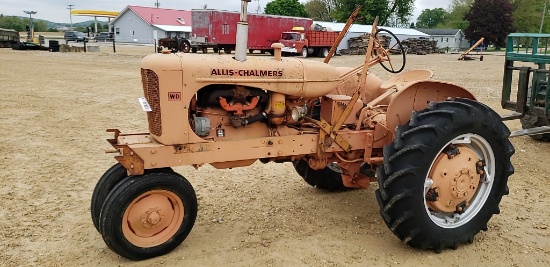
[141,69,162,136]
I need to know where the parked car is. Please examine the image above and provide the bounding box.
[64,31,89,42]
[94,32,113,42]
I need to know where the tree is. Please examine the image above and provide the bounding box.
[264,0,308,17]
[416,8,448,28]
[331,0,414,26]
[464,0,515,48]
[0,15,48,32]
[304,0,337,21]
[512,0,548,33]
[440,0,473,30]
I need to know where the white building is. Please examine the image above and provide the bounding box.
[415,29,471,51]
[110,5,192,44]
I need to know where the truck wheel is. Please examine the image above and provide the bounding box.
[192,47,197,53]
[91,164,176,232]
[376,98,514,251]
[178,39,191,53]
[224,48,231,54]
[520,114,550,141]
[213,47,219,53]
[293,159,348,191]
[301,47,308,58]
[98,172,197,260]
[318,48,329,58]
[202,47,208,53]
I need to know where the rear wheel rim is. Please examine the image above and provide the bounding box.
[122,190,184,248]
[423,133,495,228]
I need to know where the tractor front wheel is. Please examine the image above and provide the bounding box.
[98,172,197,260]
[91,163,128,232]
[376,98,514,251]
[91,165,176,232]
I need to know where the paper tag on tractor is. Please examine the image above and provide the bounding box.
[138,97,152,112]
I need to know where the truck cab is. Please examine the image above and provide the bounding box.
[279,28,309,57]
[278,26,340,58]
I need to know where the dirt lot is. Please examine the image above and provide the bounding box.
[1,45,549,266]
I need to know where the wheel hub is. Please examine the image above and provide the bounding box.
[426,145,481,213]
[141,208,165,229]
[451,168,476,198]
[124,191,181,242]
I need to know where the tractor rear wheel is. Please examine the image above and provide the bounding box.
[98,172,197,260]
[376,98,514,251]
[178,39,191,53]
[293,159,348,191]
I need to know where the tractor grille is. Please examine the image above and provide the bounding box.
[141,69,162,136]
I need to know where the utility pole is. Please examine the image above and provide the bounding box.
[541,1,548,33]
[155,1,160,8]
[67,4,75,29]
[255,0,261,14]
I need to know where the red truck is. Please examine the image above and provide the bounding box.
[279,28,340,58]
[192,9,313,54]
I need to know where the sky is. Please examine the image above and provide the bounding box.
[1,0,452,24]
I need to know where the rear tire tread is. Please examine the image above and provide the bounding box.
[375,98,514,251]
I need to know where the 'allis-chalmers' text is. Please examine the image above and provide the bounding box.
[211,69,283,77]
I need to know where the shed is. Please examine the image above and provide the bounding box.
[110,6,191,44]
[313,21,429,52]
[415,29,470,51]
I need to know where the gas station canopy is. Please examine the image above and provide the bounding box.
[69,10,119,33]
[70,10,119,18]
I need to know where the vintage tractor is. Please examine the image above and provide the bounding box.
[501,33,550,139]
[157,36,219,54]
[92,1,514,260]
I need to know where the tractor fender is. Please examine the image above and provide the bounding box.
[386,80,476,134]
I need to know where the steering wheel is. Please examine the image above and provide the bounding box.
[372,29,406,73]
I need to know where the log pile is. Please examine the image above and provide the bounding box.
[339,33,391,55]
[400,38,438,55]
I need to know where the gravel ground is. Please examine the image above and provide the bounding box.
[0,45,549,267]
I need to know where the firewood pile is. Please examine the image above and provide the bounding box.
[400,38,438,55]
[339,33,391,55]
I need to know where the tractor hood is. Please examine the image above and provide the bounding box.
[141,53,341,98]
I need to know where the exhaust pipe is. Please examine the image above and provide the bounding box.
[235,0,251,62]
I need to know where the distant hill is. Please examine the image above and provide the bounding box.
[1,15,111,32]
[12,16,109,28]
[60,20,110,28]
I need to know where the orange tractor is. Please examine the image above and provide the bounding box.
[92,1,514,260]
